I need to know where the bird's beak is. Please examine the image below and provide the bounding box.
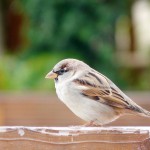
[45,71,58,79]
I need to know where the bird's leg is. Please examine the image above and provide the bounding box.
[83,121,102,127]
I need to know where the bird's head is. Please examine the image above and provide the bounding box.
[45,58,89,83]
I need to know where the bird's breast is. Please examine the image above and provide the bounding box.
[55,81,119,125]
[55,81,80,107]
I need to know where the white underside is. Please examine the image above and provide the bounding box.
[55,80,120,125]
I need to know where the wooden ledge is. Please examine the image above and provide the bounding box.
[0,126,149,149]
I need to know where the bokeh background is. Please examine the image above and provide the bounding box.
[0,0,150,126]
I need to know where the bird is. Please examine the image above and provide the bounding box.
[45,58,150,126]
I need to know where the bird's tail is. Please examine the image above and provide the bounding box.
[130,104,150,118]
[125,101,150,118]
[138,107,150,118]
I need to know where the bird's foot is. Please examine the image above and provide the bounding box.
[83,121,103,127]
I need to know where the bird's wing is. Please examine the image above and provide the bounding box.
[73,70,130,109]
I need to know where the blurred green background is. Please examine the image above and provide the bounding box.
[0,0,150,91]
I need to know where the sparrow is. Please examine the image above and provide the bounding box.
[45,58,150,126]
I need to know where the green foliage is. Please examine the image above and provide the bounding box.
[19,1,131,88]
[0,51,85,91]
[21,0,125,57]
[3,0,146,91]
[0,54,55,91]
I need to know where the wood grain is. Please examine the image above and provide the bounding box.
[0,126,149,150]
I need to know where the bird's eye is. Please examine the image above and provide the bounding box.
[55,68,68,76]
[59,69,65,74]
[57,69,67,75]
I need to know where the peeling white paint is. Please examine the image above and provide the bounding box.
[0,128,7,133]
[18,129,25,136]
[58,130,70,136]
[0,126,149,136]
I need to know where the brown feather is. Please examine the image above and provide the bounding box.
[73,72,130,109]
[73,70,150,116]
[82,88,128,108]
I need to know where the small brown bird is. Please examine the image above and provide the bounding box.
[46,58,150,126]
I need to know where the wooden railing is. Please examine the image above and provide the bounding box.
[0,92,149,149]
[0,126,149,150]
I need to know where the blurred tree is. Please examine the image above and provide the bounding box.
[1,0,25,52]
[19,0,132,87]
[1,0,140,91]
[22,1,128,55]
[0,1,4,55]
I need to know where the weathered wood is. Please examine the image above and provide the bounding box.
[0,126,149,150]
